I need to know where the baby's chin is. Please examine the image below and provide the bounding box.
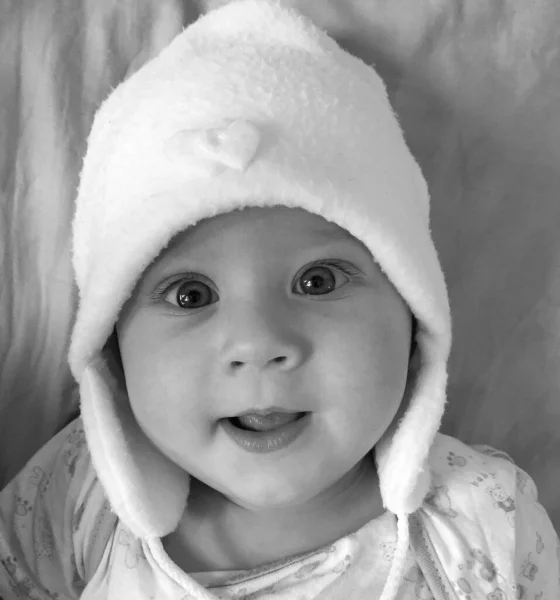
[186,451,378,518]
[195,468,324,512]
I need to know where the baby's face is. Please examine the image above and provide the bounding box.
[117,206,412,510]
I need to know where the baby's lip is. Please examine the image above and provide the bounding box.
[232,405,304,417]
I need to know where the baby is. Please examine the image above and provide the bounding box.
[1,1,558,599]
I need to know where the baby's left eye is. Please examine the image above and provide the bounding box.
[161,276,217,310]
[294,263,357,296]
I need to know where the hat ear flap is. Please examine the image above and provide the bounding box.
[80,358,190,538]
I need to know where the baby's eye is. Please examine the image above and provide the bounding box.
[164,278,217,309]
[294,262,357,296]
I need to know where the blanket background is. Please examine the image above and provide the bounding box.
[1,0,559,530]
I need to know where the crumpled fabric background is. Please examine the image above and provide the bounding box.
[1,0,559,530]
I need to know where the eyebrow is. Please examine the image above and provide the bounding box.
[312,228,357,243]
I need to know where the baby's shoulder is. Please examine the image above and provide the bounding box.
[423,433,536,520]
[416,436,560,600]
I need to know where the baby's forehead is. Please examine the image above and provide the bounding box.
[152,206,369,266]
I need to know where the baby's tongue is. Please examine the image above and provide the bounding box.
[237,412,300,432]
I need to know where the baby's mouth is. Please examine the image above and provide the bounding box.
[227,411,307,432]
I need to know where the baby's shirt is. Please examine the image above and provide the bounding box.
[0,418,559,599]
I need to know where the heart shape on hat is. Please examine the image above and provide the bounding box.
[167,120,261,173]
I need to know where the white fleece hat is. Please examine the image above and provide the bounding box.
[69,1,451,597]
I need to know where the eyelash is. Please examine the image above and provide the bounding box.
[151,260,363,305]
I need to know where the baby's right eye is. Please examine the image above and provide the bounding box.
[164,278,217,309]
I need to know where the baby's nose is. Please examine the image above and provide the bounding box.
[222,331,307,374]
[219,300,309,374]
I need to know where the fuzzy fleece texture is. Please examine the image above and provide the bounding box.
[1,0,560,535]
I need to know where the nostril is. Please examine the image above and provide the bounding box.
[230,357,287,369]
